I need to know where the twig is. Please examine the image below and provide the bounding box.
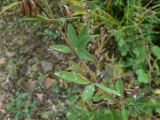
[81,61,97,82]
[145,0,153,8]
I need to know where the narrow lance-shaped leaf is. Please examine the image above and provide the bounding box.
[82,84,95,102]
[115,79,123,96]
[67,24,79,48]
[121,105,128,120]
[21,16,48,22]
[50,45,71,54]
[0,2,19,15]
[95,83,122,97]
[72,11,87,16]
[66,0,83,7]
[77,48,94,61]
[78,24,91,48]
[55,71,91,84]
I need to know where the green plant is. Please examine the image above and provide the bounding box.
[6,92,37,120]
[1,0,160,119]
[39,28,59,40]
[51,24,93,61]
[53,0,160,119]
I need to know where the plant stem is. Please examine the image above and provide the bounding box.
[35,0,77,56]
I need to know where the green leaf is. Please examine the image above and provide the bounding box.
[133,43,146,64]
[77,48,93,61]
[118,39,125,47]
[121,106,128,120]
[91,8,119,25]
[156,108,160,114]
[0,2,19,15]
[66,0,83,7]
[55,71,91,84]
[50,45,71,53]
[67,24,79,48]
[72,11,87,16]
[78,24,91,48]
[82,84,95,102]
[79,24,88,39]
[21,16,47,22]
[95,83,122,97]
[136,69,149,83]
[151,45,160,60]
[135,98,160,108]
[105,109,114,120]
[115,79,123,96]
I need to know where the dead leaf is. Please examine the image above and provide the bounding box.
[0,56,6,64]
[40,61,53,72]
[47,99,52,105]
[36,93,44,102]
[6,51,16,57]
[45,78,54,90]
[46,100,57,112]
[0,102,3,109]
[155,89,160,95]
[51,104,57,112]
[64,5,72,17]
[0,102,6,114]
[23,80,37,93]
